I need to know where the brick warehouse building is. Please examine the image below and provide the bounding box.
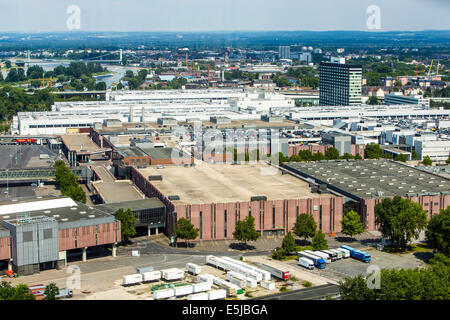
[130,163,345,241]
[0,197,121,275]
[283,160,450,231]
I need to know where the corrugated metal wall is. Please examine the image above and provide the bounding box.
[58,222,120,251]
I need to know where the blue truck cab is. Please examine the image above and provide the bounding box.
[315,258,326,269]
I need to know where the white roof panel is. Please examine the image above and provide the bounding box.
[0,198,77,216]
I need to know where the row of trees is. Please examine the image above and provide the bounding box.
[339,253,449,300]
[0,282,60,300]
[279,147,363,164]
[54,161,86,203]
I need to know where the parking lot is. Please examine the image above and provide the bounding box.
[284,248,430,282]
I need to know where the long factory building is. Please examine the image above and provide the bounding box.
[12,89,450,135]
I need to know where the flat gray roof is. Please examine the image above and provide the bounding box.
[96,198,165,212]
[284,160,450,199]
[138,162,331,205]
[117,147,148,158]
[0,145,58,169]
[0,196,115,232]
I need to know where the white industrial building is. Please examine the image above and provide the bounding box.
[414,140,450,162]
[385,93,430,108]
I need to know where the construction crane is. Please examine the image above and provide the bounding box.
[436,61,440,76]
[428,60,434,77]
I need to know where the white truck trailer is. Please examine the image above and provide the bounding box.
[153,288,175,300]
[298,257,314,270]
[186,263,202,275]
[206,255,262,281]
[208,289,227,300]
[305,250,331,264]
[187,292,209,300]
[161,268,184,281]
[122,274,143,286]
[221,257,271,281]
[142,271,161,282]
[192,282,212,293]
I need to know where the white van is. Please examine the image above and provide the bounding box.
[298,257,314,270]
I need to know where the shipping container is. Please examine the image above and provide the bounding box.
[187,292,209,300]
[227,271,257,288]
[174,285,194,297]
[260,281,275,290]
[186,263,202,275]
[226,274,247,288]
[122,274,143,286]
[142,271,161,282]
[153,288,175,300]
[208,289,227,300]
[137,266,154,274]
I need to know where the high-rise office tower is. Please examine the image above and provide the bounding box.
[278,46,291,60]
[319,58,362,106]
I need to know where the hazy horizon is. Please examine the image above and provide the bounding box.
[0,0,449,32]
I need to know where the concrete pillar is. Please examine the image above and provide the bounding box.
[8,259,12,272]
[112,243,117,257]
[148,226,152,236]
[82,247,87,262]
[155,228,158,235]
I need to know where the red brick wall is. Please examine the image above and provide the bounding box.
[174,196,345,241]
[58,221,121,251]
[351,144,366,158]
[123,156,152,167]
[288,145,331,157]
[361,194,450,231]
[0,237,11,260]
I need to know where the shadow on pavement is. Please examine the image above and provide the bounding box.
[229,243,256,251]
[413,251,434,263]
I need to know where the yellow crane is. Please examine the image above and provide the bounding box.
[436,61,440,76]
[427,60,434,77]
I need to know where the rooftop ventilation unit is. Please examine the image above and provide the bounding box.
[44,210,51,214]
[61,218,68,222]
[70,207,77,210]
[168,195,180,200]
[251,196,267,201]
[80,211,86,214]
[88,215,95,218]
[148,175,163,181]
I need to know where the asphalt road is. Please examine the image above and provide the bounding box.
[253,284,340,300]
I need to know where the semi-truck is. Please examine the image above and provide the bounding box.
[55,288,73,299]
[321,249,338,261]
[298,257,314,270]
[304,250,331,264]
[341,245,371,263]
[335,248,350,258]
[297,251,326,269]
[122,274,143,286]
[328,249,343,259]
[260,264,290,281]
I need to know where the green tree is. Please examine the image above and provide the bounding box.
[233,216,260,247]
[425,207,450,255]
[341,210,365,239]
[281,232,297,255]
[421,156,432,166]
[394,154,407,162]
[340,153,355,160]
[367,95,379,105]
[339,275,377,300]
[312,230,328,250]
[115,208,136,242]
[325,147,340,160]
[174,217,199,247]
[0,282,35,300]
[375,196,428,250]
[412,150,418,160]
[293,213,317,241]
[44,283,59,300]
[4,60,11,68]
[365,143,385,159]
[446,156,450,165]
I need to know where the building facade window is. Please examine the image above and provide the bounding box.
[199,211,202,240]
[224,210,227,238]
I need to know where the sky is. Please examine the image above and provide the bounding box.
[0,0,449,32]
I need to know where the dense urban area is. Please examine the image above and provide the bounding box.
[0,30,449,302]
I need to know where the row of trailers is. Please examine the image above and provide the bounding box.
[297,246,371,270]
